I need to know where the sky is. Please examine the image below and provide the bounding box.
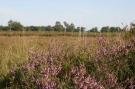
[0,0,135,29]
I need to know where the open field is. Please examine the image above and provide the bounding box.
[1,0,135,88]
[0,32,135,89]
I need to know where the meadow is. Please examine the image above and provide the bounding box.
[0,31,135,89]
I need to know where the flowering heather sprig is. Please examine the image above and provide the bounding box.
[95,36,135,89]
[35,64,62,89]
[8,45,64,89]
[96,36,135,62]
[70,64,105,89]
[27,50,63,89]
[98,35,106,47]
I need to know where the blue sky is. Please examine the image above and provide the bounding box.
[0,0,135,29]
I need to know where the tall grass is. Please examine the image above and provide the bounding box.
[0,32,135,89]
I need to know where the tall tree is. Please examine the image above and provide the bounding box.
[8,20,23,31]
[63,21,69,32]
[63,22,76,32]
[54,21,64,32]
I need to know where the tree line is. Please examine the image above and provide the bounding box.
[0,20,134,32]
[0,20,85,32]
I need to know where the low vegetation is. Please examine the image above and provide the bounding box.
[0,23,134,89]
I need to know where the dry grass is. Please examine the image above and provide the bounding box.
[0,33,123,77]
[1,32,132,89]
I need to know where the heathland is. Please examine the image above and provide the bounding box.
[0,23,135,89]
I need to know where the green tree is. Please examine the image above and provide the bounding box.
[88,27,98,32]
[0,26,8,31]
[109,27,121,32]
[26,26,38,31]
[63,21,70,32]
[8,20,23,31]
[54,21,64,32]
[100,26,110,32]
[74,27,81,32]
[45,25,54,31]
[70,23,75,32]
[63,22,76,32]
[80,27,85,32]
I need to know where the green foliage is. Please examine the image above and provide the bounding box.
[85,61,97,75]
[8,20,24,31]
[54,21,65,32]
[101,26,110,32]
[0,26,9,31]
[101,26,121,32]
[57,64,74,89]
[88,27,98,32]
[63,21,76,32]
[0,20,127,33]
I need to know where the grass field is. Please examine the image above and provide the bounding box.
[0,31,135,89]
